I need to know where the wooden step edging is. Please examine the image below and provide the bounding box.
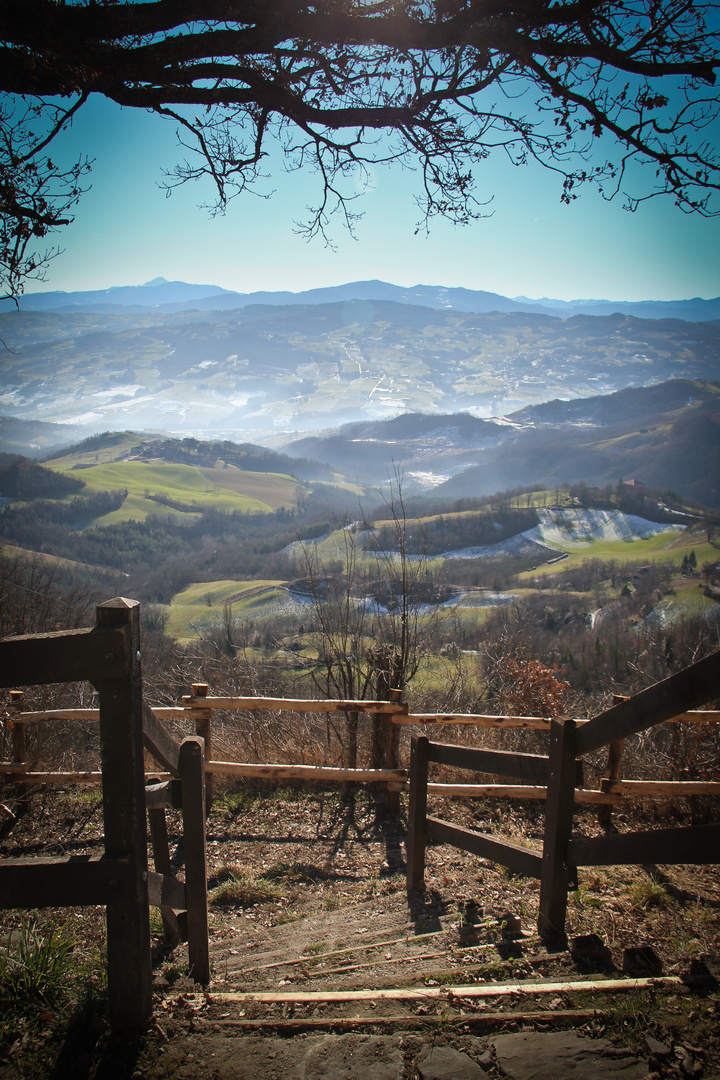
[195,974,686,1005]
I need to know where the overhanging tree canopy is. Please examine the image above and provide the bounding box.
[1,0,719,297]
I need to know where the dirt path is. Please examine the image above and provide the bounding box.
[1,787,718,1078]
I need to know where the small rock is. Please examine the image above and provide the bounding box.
[417,1046,489,1080]
[646,1035,672,1061]
[493,1031,647,1079]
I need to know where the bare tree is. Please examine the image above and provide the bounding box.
[2,0,719,296]
[299,471,434,801]
[302,522,373,773]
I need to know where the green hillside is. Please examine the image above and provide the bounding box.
[46,459,299,524]
[166,579,290,641]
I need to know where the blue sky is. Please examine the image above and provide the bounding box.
[28,95,720,302]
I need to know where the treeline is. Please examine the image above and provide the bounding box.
[0,454,86,500]
[45,432,332,482]
[0,485,358,601]
[0,489,129,549]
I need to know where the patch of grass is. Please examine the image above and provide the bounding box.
[304,941,328,955]
[323,896,342,911]
[274,910,306,926]
[628,877,671,912]
[215,789,263,815]
[0,919,81,1029]
[262,861,323,885]
[209,867,286,907]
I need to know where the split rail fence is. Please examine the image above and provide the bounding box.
[1,600,719,1018]
[0,598,209,1032]
[406,649,720,939]
[4,677,719,814]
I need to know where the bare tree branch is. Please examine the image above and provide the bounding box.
[1,0,718,293]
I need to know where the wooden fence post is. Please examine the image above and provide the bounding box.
[147,801,181,947]
[192,683,213,813]
[94,598,153,1031]
[406,735,430,894]
[538,718,577,944]
[8,690,26,801]
[598,742,624,829]
[179,736,210,984]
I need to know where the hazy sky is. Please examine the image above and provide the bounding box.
[28,96,720,303]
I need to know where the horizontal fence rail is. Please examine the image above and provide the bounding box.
[4,692,717,808]
[0,607,718,1011]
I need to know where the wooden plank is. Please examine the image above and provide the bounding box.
[426,816,542,879]
[397,710,719,728]
[143,700,180,776]
[603,780,720,796]
[577,650,720,755]
[1,707,204,722]
[0,625,128,686]
[538,719,577,943]
[397,713,552,729]
[427,742,552,784]
[181,695,404,713]
[14,770,102,783]
[1,770,172,785]
[204,975,685,1004]
[7,704,714,727]
[145,779,182,809]
[94,598,153,1032]
[179,736,210,985]
[206,761,406,782]
[407,736,430,892]
[212,1010,603,1031]
[4,708,100,722]
[425,783,619,805]
[657,710,720,724]
[146,869,186,911]
[0,855,134,908]
[568,824,720,867]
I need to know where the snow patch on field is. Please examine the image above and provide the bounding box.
[528,509,680,549]
[442,533,561,562]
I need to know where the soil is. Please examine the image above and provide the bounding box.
[0,785,718,1079]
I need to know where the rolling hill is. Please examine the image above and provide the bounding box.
[285,380,720,507]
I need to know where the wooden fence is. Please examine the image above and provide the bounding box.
[1,603,719,1001]
[406,649,720,941]
[0,598,209,1031]
[4,683,719,813]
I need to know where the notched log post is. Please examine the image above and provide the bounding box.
[93,598,153,1031]
[407,735,430,896]
[8,690,27,801]
[191,683,213,813]
[538,718,577,945]
[179,735,210,984]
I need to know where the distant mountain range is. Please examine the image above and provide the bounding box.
[3,277,719,322]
